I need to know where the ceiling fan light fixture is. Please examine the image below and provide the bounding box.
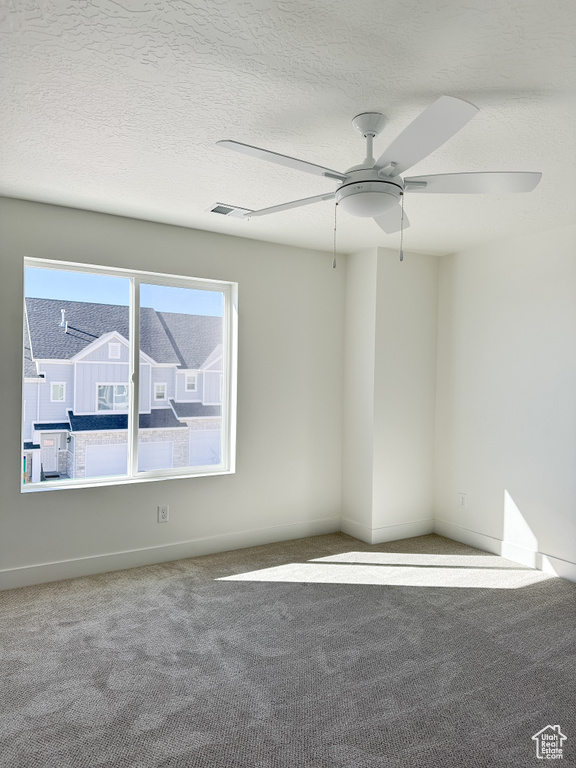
[335,181,401,218]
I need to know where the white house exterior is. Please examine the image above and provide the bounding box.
[23,298,222,483]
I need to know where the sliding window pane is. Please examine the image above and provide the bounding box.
[138,283,225,473]
[23,266,131,485]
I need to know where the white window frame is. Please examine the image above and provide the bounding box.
[50,382,66,402]
[96,383,129,411]
[185,373,197,392]
[22,257,237,493]
[108,342,121,359]
[154,382,167,401]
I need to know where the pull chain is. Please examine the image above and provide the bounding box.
[332,202,338,269]
[399,193,405,262]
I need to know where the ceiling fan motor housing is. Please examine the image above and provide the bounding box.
[336,171,403,217]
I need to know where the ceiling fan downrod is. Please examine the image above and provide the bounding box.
[351,111,387,166]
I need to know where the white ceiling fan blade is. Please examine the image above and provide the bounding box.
[245,192,336,218]
[374,96,479,176]
[404,171,542,194]
[373,205,410,234]
[217,140,347,182]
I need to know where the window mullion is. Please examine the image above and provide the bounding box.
[128,279,140,476]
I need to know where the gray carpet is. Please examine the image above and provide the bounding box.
[1,533,575,767]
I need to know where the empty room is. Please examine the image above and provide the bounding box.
[1,1,575,766]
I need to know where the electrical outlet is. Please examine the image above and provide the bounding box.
[458,493,467,509]
[157,504,169,523]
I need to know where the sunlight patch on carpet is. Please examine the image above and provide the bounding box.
[310,552,524,568]
[218,556,554,589]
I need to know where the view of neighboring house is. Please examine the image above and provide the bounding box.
[23,297,223,483]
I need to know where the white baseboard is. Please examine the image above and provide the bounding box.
[433,519,502,555]
[341,517,434,545]
[339,517,373,542]
[434,518,576,583]
[371,518,434,544]
[0,516,341,591]
[537,553,576,582]
[5,515,574,590]
[500,540,539,568]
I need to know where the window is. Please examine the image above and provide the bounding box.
[108,342,121,359]
[22,258,237,491]
[97,384,129,411]
[50,382,65,402]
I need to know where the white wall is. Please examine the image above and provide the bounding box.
[372,248,438,539]
[434,225,576,578]
[341,249,377,538]
[342,247,438,544]
[3,198,575,587]
[0,198,344,588]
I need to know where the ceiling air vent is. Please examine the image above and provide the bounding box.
[208,203,253,218]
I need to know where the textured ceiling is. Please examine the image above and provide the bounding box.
[1,0,575,255]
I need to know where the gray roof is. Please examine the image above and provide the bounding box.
[26,298,132,361]
[169,400,221,419]
[23,318,40,377]
[157,311,222,369]
[33,422,70,431]
[24,298,221,368]
[140,307,181,365]
[67,409,186,432]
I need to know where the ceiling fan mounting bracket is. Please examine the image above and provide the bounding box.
[352,112,386,138]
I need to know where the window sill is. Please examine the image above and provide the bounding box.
[21,466,235,493]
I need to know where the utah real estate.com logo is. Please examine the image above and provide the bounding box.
[532,725,567,760]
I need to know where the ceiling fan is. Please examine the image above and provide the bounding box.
[216,95,541,234]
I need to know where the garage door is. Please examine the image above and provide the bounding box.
[138,441,173,472]
[85,443,127,478]
[189,430,221,466]
[84,441,173,477]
